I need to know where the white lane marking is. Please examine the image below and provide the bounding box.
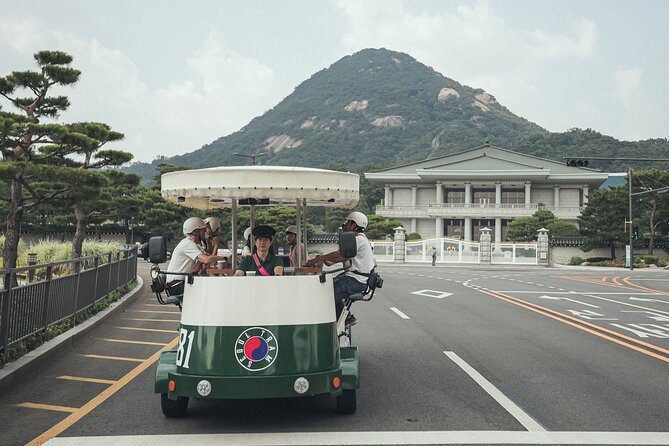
[44,431,669,445]
[538,295,600,308]
[444,351,545,432]
[629,297,669,304]
[390,307,410,319]
[411,290,453,299]
[491,291,662,295]
[577,293,669,316]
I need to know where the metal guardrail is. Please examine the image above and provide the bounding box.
[0,248,138,362]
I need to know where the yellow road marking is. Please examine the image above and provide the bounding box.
[479,289,669,364]
[556,275,631,289]
[78,354,145,363]
[28,337,179,446]
[115,326,179,334]
[122,317,180,323]
[57,375,117,385]
[622,276,669,297]
[18,402,78,413]
[96,338,168,346]
[128,309,181,315]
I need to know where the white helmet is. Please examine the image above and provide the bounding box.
[204,216,221,232]
[183,217,207,236]
[346,211,368,229]
[285,225,298,235]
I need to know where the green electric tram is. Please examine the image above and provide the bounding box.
[147,166,382,417]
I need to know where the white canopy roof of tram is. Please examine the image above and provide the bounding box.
[161,166,360,210]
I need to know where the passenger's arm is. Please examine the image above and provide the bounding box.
[196,252,225,265]
[234,269,246,276]
[304,249,346,267]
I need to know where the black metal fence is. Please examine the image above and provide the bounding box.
[0,248,138,361]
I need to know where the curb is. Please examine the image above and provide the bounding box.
[0,275,144,394]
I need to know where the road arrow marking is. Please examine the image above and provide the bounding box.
[411,289,453,299]
[538,295,600,308]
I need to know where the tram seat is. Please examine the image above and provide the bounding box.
[347,270,383,302]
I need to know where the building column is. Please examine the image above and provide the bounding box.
[553,186,560,207]
[495,182,502,207]
[524,182,531,205]
[465,183,472,204]
[411,185,417,206]
[464,217,472,242]
[435,181,443,203]
[411,218,417,233]
[435,217,443,238]
[495,217,502,243]
[384,185,392,206]
[582,186,589,205]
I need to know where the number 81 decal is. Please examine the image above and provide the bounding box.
[176,328,195,368]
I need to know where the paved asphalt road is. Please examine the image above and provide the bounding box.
[1,262,668,445]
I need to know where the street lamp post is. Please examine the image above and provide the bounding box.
[233,153,266,165]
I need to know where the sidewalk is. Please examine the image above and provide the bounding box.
[0,275,144,393]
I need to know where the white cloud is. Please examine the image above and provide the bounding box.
[0,16,44,53]
[0,17,280,162]
[330,0,609,135]
[613,66,643,109]
[527,17,598,59]
[611,66,660,140]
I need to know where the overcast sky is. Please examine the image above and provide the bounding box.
[1,0,667,163]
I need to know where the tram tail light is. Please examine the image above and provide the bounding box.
[332,376,341,389]
[168,380,176,392]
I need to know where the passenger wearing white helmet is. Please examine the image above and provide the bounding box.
[284,225,306,267]
[203,216,222,256]
[304,211,375,326]
[166,217,227,296]
[241,227,253,257]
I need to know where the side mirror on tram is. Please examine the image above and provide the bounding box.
[339,231,357,258]
[148,236,167,264]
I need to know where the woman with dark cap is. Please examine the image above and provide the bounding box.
[235,225,284,276]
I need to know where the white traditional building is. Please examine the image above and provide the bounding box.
[365,143,610,243]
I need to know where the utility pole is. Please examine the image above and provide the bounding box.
[564,156,669,271]
[628,166,633,271]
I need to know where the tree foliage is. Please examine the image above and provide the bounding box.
[507,210,579,242]
[578,186,629,258]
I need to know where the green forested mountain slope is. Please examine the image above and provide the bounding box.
[125,48,669,182]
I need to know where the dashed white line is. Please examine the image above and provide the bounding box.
[444,351,545,432]
[390,307,410,319]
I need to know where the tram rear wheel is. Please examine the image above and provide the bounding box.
[336,389,356,414]
[161,393,189,417]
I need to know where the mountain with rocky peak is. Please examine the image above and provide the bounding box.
[125,48,669,181]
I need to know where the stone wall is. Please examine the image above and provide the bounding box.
[550,246,669,265]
